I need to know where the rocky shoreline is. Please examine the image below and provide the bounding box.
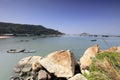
[11,44,120,80]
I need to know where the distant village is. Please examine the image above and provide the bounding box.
[79,33,120,37]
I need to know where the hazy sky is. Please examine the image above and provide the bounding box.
[0,0,120,35]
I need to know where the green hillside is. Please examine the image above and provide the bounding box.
[0,22,64,36]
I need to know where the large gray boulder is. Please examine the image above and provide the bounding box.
[40,50,77,78]
[68,73,87,80]
[14,56,42,73]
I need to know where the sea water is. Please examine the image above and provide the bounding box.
[0,36,120,80]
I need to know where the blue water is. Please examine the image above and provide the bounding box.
[0,36,120,80]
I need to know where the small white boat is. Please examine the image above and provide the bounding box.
[23,50,36,53]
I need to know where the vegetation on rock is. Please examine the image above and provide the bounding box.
[85,52,120,80]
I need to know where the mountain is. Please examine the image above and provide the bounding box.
[0,22,64,36]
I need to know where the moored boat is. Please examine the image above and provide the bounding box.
[7,49,25,53]
[23,50,36,53]
[91,39,97,41]
[7,49,36,53]
[10,76,24,80]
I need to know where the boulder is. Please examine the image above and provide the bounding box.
[26,76,35,80]
[68,73,87,80]
[116,47,120,53]
[80,44,100,70]
[32,61,42,72]
[40,50,77,78]
[103,46,117,52]
[103,46,120,53]
[37,70,51,80]
[81,69,90,75]
[14,56,42,73]
[10,76,24,80]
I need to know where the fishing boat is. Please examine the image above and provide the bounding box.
[7,49,25,53]
[91,39,97,42]
[7,49,36,53]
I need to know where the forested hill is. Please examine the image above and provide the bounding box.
[0,22,64,35]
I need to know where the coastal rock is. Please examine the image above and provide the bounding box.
[80,44,100,71]
[103,46,117,52]
[103,46,120,53]
[14,56,42,73]
[26,76,35,80]
[32,61,42,72]
[40,50,77,78]
[68,73,87,80]
[81,69,90,75]
[10,75,24,80]
[38,70,51,80]
[116,47,120,53]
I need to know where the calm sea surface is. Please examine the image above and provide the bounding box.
[0,36,120,80]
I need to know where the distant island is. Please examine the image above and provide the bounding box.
[0,22,64,36]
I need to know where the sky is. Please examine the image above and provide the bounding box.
[0,0,120,35]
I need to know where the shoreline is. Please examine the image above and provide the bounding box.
[0,36,14,39]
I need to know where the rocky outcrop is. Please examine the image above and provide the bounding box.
[11,46,120,80]
[116,47,120,53]
[32,61,42,72]
[14,56,42,73]
[12,50,81,80]
[40,50,77,78]
[12,45,120,80]
[80,44,100,71]
[68,73,88,80]
[38,70,52,80]
[102,46,120,53]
